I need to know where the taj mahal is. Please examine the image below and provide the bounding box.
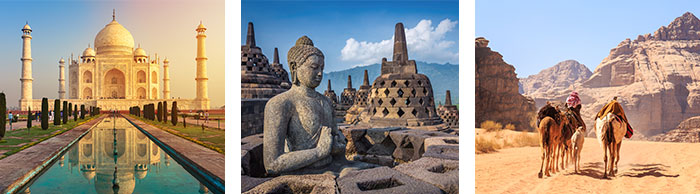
[18,10,210,111]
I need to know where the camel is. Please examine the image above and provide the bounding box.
[571,126,585,174]
[595,112,626,178]
[537,112,568,178]
[560,108,585,169]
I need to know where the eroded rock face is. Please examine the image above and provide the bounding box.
[528,12,700,136]
[651,116,700,142]
[475,37,537,130]
[519,60,592,97]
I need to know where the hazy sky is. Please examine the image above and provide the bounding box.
[477,0,700,78]
[242,0,459,72]
[0,0,224,108]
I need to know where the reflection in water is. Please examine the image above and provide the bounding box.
[29,117,210,194]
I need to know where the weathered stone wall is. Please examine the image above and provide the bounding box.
[241,99,267,137]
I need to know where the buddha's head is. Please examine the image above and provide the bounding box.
[288,36,324,89]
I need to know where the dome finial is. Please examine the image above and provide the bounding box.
[112,9,116,21]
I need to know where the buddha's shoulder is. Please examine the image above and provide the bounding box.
[267,91,295,107]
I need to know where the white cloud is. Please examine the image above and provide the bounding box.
[340,19,458,66]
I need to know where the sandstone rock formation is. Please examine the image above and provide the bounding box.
[531,12,700,136]
[476,37,537,130]
[519,60,592,98]
[651,116,700,142]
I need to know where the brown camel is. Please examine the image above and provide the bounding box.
[595,113,626,178]
[537,112,568,178]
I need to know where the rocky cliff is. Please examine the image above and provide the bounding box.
[520,60,592,99]
[651,116,700,142]
[476,37,537,130]
[534,12,700,136]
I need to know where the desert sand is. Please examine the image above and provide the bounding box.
[476,136,700,193]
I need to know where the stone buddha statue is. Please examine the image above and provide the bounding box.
[263,36,352,176]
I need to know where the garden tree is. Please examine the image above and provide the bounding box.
[41,97,48,130]
[26,107,31,130]
[62,101,68,124]
[0,93,6,141]
[54,99,61,125]
[171,101,178,126]
[73,105,78,121]
[80,105,85,119]
[68,103,72,117]
[157,102,162,122]
[162,101,168,123]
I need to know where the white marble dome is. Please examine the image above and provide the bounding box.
[133,47,146,57]
[83,47,96,57]
[94,20,134,55]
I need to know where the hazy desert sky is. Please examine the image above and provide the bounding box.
[242,0,459,72]
[477,0,700,78]
[0,0,224,108]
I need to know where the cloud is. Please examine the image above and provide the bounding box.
[340,19,458,66]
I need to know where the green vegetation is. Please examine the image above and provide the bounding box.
[26,107,32,130]
[157,102,162,122]
[171,101,178,126]
[62,101,68,124]
[162,101,167,123]
[134,116,224,154]
[41,98,48,130]
[0,93,5,141]
[0,115,99,159]
[53,99,61,125]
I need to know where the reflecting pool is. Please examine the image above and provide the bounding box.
[25,116,210,194]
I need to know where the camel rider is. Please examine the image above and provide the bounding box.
[566,91,586,131]
[596,97,634,138]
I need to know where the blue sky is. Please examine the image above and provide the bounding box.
[242,0,459,72]
[0,0,225,108]
[477,0,700,78]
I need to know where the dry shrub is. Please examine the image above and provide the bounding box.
[476,136,500,154]
[513,131,539,147]
[481,120,503,132]
[504,124,516,131]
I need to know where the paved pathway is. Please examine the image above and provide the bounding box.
[124,115,225,182]
[0,115,105,193]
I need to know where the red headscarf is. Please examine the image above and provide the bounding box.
[566,91,581,108]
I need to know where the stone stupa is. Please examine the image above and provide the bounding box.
[362,22,442,127]
[345,70,371,123]
[437,90,459,128]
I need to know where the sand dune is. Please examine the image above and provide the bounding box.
[476,137,700,193]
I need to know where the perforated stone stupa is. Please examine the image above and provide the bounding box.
[241,22,287,99]
[241,22,290,137]
[363,23,442,127]
[437,90,459,128]
[345,70,371,123]
[336,75,357,121]
[323,79,338,106]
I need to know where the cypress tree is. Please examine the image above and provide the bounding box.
[54,99,61,125]
[157,102,162,122]
[80,105,85,119]
[62,101,68,124]
[26,107,32,131]
[162,101,168,123]
[41,97,48,130]
[68,103,72,117]
[171,101,178,126]
[0,93,6,141]
[73,104,78,121]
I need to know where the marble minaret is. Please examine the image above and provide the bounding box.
[195,21,210,109]
[163,58,171,99]
[58,58,66,99]
[20,23,33,108]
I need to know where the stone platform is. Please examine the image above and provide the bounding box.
[241,126,459,193]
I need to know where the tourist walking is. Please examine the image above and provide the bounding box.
[8,112,13,130]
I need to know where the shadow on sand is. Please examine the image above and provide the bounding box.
[569,162,679,179]
[620,163,679,178]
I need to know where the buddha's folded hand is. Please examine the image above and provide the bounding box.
[317,125,333,157]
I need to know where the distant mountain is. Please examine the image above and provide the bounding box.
[519,59,592,97]
[318,61,459,105]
